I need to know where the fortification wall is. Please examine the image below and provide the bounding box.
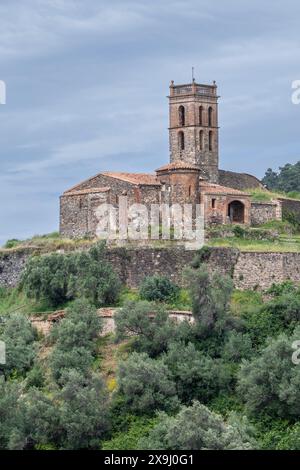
[233,251,300,290]
[1,245,300,292]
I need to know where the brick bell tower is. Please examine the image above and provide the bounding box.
[168,78,219,183]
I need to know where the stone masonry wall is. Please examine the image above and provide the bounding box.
[250,202,279,226]
[0,249,32,287]
[233,251,300,290]
[280,198,300,222]
[1,245,300,292]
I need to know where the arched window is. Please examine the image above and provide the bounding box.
[178,106,185,126]
[199,130,204,150]
[188,185,191,197]
[178,131,185,150]
[199,106,203,126]
[209,131,213,151]
[208,107,213,127]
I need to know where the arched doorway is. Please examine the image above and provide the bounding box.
[228,200,245,223]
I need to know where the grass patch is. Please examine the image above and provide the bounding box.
[117,287,192,311]
[1,232,95,253]
[164,288,192,310]
[246,188,300,203]
[231,289,264,316]
[207,235,300,252]
[0,286,68,316]
[117,287,140,306]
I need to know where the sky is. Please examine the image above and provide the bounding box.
[0,0,300,245]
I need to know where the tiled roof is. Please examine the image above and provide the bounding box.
[156,161,201,172]
[200,182,250,196]
[102,172,160,186]
[63,187,110,196]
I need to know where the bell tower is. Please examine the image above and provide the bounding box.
[168,78,219,183]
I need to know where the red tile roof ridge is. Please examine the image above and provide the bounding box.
[156,161,201,172]
[200,182,250,195]
[102,171,160,185]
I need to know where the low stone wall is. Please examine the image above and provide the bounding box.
[250,202,279,226]
[30,308,194,336]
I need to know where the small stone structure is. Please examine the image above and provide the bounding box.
[30,308,194,336]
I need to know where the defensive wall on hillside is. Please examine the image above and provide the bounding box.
[1,245,300,292]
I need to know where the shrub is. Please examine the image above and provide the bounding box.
[138,401,257,450]
[163,342,233,404]
[101,416,158,450]
[276,422,300,450]
[0,313,37,377]
[68,244,122,307]
[222,331,254,363]
[267,281,297,297]
[49,299,101,382]
[184,266,238,339]
[22,253,72,307]
[114,300,191,357]
[117,352,179,415]
[139,276,179,303]
[233,225,246,238]
[237,326,300,419]
[56,370,109,449]
[20,371,109,450]
[0,378,23,449]
[4,239,22,249]
[21,242,121,308]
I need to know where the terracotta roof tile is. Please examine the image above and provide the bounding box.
[200,182,250,196]
[156,161,201,172]
[63,187,110,196]
[102,172,160,186]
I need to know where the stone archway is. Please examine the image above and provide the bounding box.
[228,200,245,223]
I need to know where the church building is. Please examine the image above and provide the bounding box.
[60,79,285,239]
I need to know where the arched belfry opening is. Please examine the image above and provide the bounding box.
[228,200,245,223]
[178,106,185,126]
[178,131,185,150]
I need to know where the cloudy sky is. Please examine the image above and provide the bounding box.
[0,0,300,244]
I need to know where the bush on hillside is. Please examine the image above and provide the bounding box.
[21,242,121,308]
[138,401,257,450]
[117,352,179,415]
[139,275,179,303]
[237,326,300,419]
[114,300,192,357]
[0,313,37,377]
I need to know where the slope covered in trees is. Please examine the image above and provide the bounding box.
[1,243,300,450]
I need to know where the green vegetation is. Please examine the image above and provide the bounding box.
[208,234,300,252]
[2,232,94,253]
[262,161,300,194]
[1,240,300,450]
[21,242,121,308]
[139,275,179,303]
[139,401,257,450]
[0,313,38,378]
